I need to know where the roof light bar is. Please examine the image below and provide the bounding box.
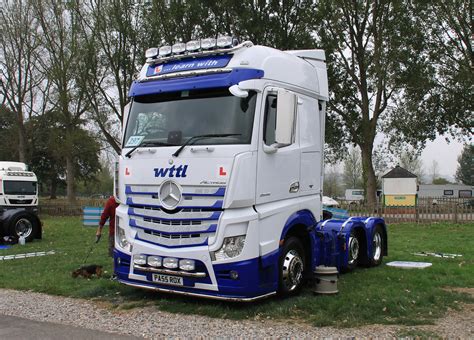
[144,37,253,64]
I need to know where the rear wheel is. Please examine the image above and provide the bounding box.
[9,214,39,242]
[369,225,384,266]
[347,230,361,270]
[278,237,305,296]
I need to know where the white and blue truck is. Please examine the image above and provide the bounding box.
[0,162,42,242]
[114,37,387,301]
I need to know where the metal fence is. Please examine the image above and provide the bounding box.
[38,197,474,224]
[339,197,474,223]
[38,198,104,216]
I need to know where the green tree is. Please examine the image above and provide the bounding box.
[32,0,95,202]
[455,144,473,185]
[315,0,434,205]
[0,105,19,160]
[80,0,147,154]
[0,0,44,162]
[398,150,424,182]
[342,147,363,189]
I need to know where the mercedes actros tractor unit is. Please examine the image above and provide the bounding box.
[114,37,387,301]
[0,162,42,242]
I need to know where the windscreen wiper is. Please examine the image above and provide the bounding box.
[125,140,176,158]
[172,134,241,158]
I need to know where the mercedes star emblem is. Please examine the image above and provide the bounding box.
[159,180,182,210]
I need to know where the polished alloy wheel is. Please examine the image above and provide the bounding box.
[373,232,382,261]
[281,249,304,292]
[348,236,359,265]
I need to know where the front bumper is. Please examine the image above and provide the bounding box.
[114,248,279,301]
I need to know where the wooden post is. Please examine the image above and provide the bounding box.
[454,203,458,224]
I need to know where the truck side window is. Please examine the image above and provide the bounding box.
[263,95,277,145]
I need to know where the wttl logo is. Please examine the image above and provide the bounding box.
[154,165,188,178]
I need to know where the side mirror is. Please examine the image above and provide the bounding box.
[275,89,296,146]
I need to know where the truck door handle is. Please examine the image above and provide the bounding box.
[289,181,300,193]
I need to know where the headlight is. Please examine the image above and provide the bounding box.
[163,257,179,269]
[133,254,147,266]
[147,256,162,267]
[116,224,131,252]
[179,259,195,271]
[214,235,246,260]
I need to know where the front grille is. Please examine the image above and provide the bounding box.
[9,199,33,204]
[126,184,225,247]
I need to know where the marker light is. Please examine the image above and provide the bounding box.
[186,40,200,51]
[159,45,172,57]
[217,36,233,48]
[145,47,158,59]
[200,38,216,49]
[172,42,186,54]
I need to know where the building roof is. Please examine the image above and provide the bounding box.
[382,165,417,179]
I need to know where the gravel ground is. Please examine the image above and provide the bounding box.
[0,289,472,339]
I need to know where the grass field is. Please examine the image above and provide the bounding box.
[0,216,472,328]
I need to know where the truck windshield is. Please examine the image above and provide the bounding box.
[3,181,37,195]
[124,88,257,148]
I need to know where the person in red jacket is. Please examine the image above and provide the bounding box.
[96,196,119,257]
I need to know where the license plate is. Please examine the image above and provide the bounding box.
[152,274,183,286]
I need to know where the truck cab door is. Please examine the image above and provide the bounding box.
[256,88,300,204]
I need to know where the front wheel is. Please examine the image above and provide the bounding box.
[278,237,305,296]
[9,214,39,242]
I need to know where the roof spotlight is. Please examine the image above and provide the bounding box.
[159,45,172,57]
[172,42,186,54]
[200,38,217,50]
[216,36,233,48]
[186,40,200,52]
[145,47,158,59]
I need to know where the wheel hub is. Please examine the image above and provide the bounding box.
[282,249,304,291]
[348,236,359,265]
[15,218,33,238]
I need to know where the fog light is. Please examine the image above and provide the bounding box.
[179,259,195,271]
[186,40,200,51]
[147,256,162,267]
[200,38,216,49]
[163,257,178,269]
[229,270,239,280]
[133,254,147,266]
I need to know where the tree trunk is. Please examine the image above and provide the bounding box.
[66,155,75,203]
[50,177,57,199]
[17,110,27,163]
[360,143,377,209]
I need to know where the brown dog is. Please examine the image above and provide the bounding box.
[72,265,103,279]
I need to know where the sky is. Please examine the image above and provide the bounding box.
[421,136,468,180]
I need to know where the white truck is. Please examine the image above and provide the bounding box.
[113,38,387,301]
[0,162,41,242]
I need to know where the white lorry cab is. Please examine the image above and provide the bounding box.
[114,38,387,301]
[0,162,42,241]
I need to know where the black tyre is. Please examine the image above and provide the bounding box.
[9,214,39,242]
[369,225,384,266]
[347,230,361,270]
[278,237,306,296]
